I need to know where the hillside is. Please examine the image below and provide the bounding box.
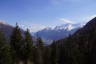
[54,17,96,64]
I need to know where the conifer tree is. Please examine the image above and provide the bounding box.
[10,23,23,62]
[23,29,33,64]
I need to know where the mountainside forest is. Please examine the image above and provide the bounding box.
[0,17,96,64]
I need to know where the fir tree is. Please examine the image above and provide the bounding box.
[23,29,33,64]
[10,23,23,62]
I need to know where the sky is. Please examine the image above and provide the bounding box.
[0,0,96,32]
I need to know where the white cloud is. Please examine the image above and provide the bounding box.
[59,18,75,24]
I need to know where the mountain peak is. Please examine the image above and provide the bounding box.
[54,23,74,31]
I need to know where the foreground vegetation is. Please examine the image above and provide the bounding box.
[0,23,95,64]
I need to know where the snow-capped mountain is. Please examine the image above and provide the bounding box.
[54,23,82,31]
[34,23,83,44]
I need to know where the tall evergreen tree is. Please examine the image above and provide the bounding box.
[23,29,33,64]
[10,23,23,63]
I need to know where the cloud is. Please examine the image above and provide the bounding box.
[59,18,75,24]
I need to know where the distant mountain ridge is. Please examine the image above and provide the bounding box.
[0,23,28,41]
[0,23,14,40]
[34,23,83,44]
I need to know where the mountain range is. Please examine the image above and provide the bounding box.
[34,23,83,44]
[0,18,93,44]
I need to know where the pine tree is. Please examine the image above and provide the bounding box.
[10,23,23,63]
[23,29,33,64]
